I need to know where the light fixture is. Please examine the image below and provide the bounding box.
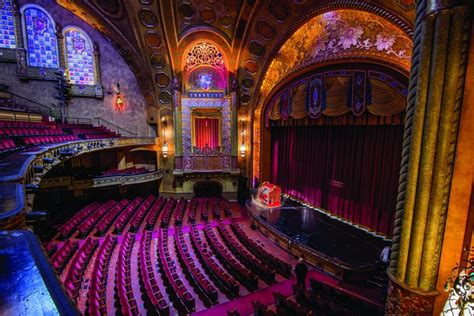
[240,119,246,157]
[240,142,246,157]
[162,116,168,158]
[115,83,124,112]
[162,141,169,158]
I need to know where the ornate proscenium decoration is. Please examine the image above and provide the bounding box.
[442,248,474,314]
[114,82,124,112]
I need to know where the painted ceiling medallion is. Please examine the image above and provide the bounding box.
[240,93,251,104]
[219,14,233,28]
[244,60,258,74]
[256,20,276,41]
[249,40,266,58]
[241,76,255,89]
[144,31,161,49]
[269,0,290,21]
[199,7,216,24]
[145,93,155,106]
[155,73,170,88]
[178,3,195,19]
[159,91,171,104]
[150,53,165,69]
[138,9,158,28]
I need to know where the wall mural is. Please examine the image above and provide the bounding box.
[260,10,412,100]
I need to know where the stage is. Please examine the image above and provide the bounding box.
[247,193,388,280]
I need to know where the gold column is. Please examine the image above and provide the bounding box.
[387,0,471,314]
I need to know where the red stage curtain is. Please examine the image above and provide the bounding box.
[271,125,403,236]
[194,118,219,149]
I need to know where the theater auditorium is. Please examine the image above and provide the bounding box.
[0,0,472,315]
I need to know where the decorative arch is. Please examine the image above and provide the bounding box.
[251,8,413,182]
[0,1,16,49]
[182,41,228,92]
[21,4,59,68]
[63,26,96,85]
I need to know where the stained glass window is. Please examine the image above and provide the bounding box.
[0,1,16,49]
[64,28,95,85]
[23,6,59,68]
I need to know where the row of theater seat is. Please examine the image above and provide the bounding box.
[116,234,140,315]
[230,221,293,278]
[158,229,196,314]
[0,127,64,136]
[63,238,98,302]
[0,119,120,156]
[138,232,170,314]
[252,279,383,316]
[190,225,240,298]
[217,222,275,285]
[87,235,117,316]
[204,224,259,291]
[49,196,303,315]
[175,227,218,305]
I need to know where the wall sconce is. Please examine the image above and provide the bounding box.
[240,142,246,157]
[115,83,124,112]
[240,119,246,157]
[161,116,168,158]
[162,141,169,158]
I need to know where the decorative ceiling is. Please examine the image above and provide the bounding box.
[259,9,413,102]
[56,0,415,117]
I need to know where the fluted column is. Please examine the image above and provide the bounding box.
[387,0,471,314]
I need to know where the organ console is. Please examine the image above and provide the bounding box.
[257,182,281,208]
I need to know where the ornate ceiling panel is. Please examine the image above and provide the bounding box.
[174,0,244,43]
[57,0,416,116]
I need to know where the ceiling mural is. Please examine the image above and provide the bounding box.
[56,0,416,131]
[259,9,413,101]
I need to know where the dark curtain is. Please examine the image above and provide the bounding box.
[271,125,403,236]
[195,118,220,149]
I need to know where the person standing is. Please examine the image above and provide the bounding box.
[295,257,308,288]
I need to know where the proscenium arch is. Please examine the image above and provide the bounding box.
[250,7,414,182]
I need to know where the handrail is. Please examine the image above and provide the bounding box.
[95,117,138,136]
[63,117,92,125]
[8,92,60,118]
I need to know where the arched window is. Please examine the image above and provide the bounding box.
[0,1,16,49]
[63,27,95,85]
[22,5,59,68]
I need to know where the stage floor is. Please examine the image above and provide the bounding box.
[247,195,388,269]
